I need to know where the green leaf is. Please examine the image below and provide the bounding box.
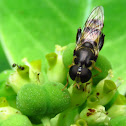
[109,116,126,126]
[0,0,87,63]
[0,0,126,85]
[0,42,10,72]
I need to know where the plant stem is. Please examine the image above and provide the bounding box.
[41,117,51,126]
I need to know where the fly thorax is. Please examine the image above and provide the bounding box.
[74,48,95,67]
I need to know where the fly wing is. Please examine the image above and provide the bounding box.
[77,6,104,45]
[84,6,104,31]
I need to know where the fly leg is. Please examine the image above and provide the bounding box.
[94,66,102,72]
[92,66,102,78]
[73,83,80,89]
[68,64,73,68]
[84,78,92,93]
[98,33,105,51]
[76,28,82,43]
[62,73,69,91]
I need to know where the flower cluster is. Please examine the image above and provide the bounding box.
[0,43,125,126]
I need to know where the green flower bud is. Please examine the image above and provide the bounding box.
[46,53,57,68]
[103,80,116,93]
[92,79,116,105]
[62,43,75,69]
[16,82,71,118]
[75,119,87,126]
[80,105,110,126]
[108,104,126,118]
[16,84,47,116]
[8,59,45,93]
[108,116,126,126]
[22,58,45,84]
[7,65,31,93]
[1,114,32,126]
[68,82,92,107]
[46,45,67,84]
[0,106,21,120]
[92,55,112,85]
[16,65,29,78]
[43,81,71,117]
[87,95,99,107]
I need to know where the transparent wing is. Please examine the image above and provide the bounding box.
[84,6,104,31]
[77,6,104,45]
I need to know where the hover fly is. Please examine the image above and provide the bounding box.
[69,6,105,86]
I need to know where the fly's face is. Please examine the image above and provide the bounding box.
[69,65,92,83]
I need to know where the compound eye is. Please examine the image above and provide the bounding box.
[80,68,92,83]
[69,65,78,81]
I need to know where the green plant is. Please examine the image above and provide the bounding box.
[0,0,126,125]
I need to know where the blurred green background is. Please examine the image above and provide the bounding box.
[0,0,126,86]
